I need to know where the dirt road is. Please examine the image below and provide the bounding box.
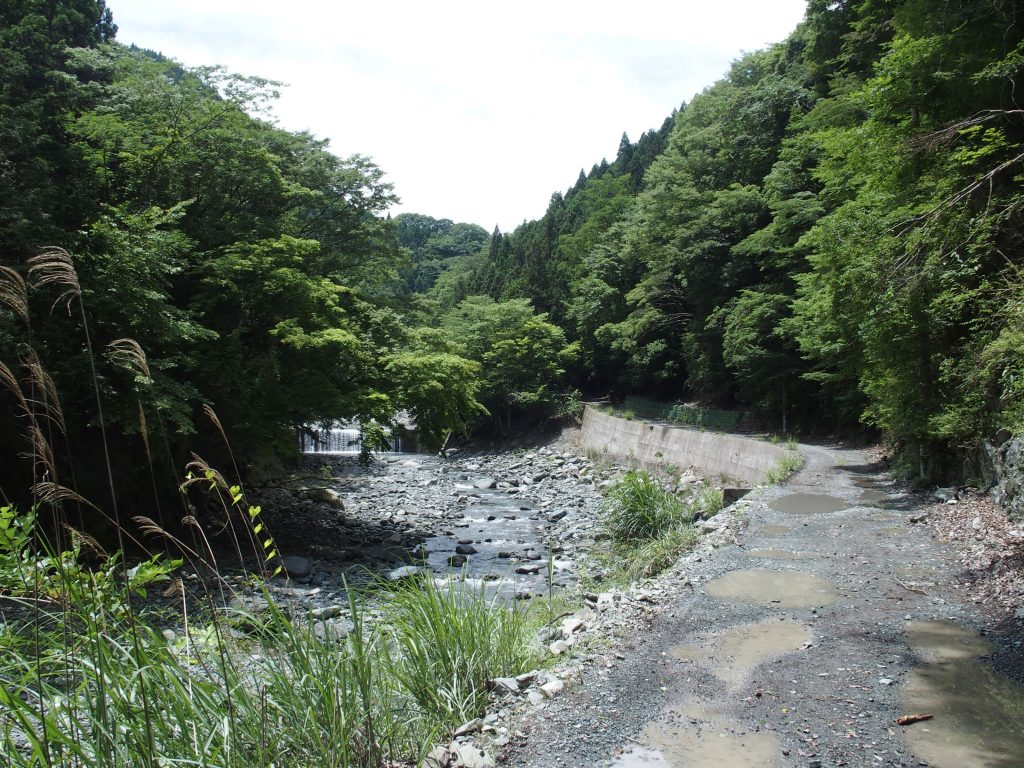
[505,443,1024,768]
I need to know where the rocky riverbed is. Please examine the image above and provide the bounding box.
[236,439,704,620]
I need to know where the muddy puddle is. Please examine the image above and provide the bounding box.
[757,524,791,536]
[609,705,782,768]
[859,488,890,505]
[670,619,810,686]
[768,493,850,514]
[746,548,818,560]
[902,620,1024,767]
[880,526,908,537]
[705,569,841,608]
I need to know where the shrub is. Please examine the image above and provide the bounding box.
[601,470,689,542]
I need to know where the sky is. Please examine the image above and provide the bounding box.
[108,1,809,232]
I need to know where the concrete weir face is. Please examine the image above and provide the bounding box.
[579,406,791,485]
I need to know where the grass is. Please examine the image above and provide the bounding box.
[764,451,804,484]
[0,248,544,768]
[592,470,722,584]
[0,541,539,767]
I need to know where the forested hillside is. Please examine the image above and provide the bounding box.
[3,0,1023,516]
[0,1,499,511]
[432,0,1024,480]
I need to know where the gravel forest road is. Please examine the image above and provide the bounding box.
[504,443,1024,768]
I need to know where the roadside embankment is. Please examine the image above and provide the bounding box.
[580,405,790,485]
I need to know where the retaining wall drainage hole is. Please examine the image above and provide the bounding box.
[670,620,810,687]
[705,569,841,608]
[902,620,1024,767]
[768,493,850,514]
[609,706,782,768]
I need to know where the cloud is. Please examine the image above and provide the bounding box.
[108,0,808,230]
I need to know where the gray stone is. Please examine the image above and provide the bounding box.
[313,618,354,642]
[988,433,1024,521]
[449,554,468,567]
[474,477,498,489]
[540,679,564,697]
[451,742,495,768]
[488,677,520,695]
[310,605,344,620]
[282,555,312,578]
[298,486,345,509]
[456,544,478,555]
[515,563,543,575]
[453,718,483,737]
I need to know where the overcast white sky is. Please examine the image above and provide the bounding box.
[108,1,809,232]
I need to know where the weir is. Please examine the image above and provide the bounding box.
[299,422,419,454]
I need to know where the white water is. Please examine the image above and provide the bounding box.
[299,424,417,454]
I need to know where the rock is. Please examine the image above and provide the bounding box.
[451,742,494,768]
[560,616,586,638]
[540,679,564,697]
[488,677,520,695]
[449,554,468,567]
[527,689,546,706]
[546,509,569,522]
[453,718,483,737]
[515,670,538,687]
[282,555,312,579]
[423,745,450,768]
[515,563,543,575]
[987,434,1024,521]
[298,487,345,509]
[313,618,354,642]
[548,639,570,656]
[456,544,478,555]
[697,517,726,532]
[310,605,344,620]
[474,477,498,490]
[387,565,428,582]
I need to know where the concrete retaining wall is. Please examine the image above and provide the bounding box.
[580,406,790,485]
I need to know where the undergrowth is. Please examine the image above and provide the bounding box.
[593,470,722,583]
[765,451,804,484]
[0,251,538,767]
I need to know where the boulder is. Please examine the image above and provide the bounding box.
[282,555,312,579]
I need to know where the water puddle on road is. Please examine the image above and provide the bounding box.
[746,548,818,560]
[670,620,810,686]
[705,569,841,608]
[769,493,850,514]
[902,620,1024,767]
[609,705,782,768]
[859,488,890,505]
[757,524,791,536]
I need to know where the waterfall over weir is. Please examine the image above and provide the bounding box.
[299,422,418,454]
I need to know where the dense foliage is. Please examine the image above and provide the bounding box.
[431,0,1024,480]
[4,0,1024,505]
[0,2,505,512]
